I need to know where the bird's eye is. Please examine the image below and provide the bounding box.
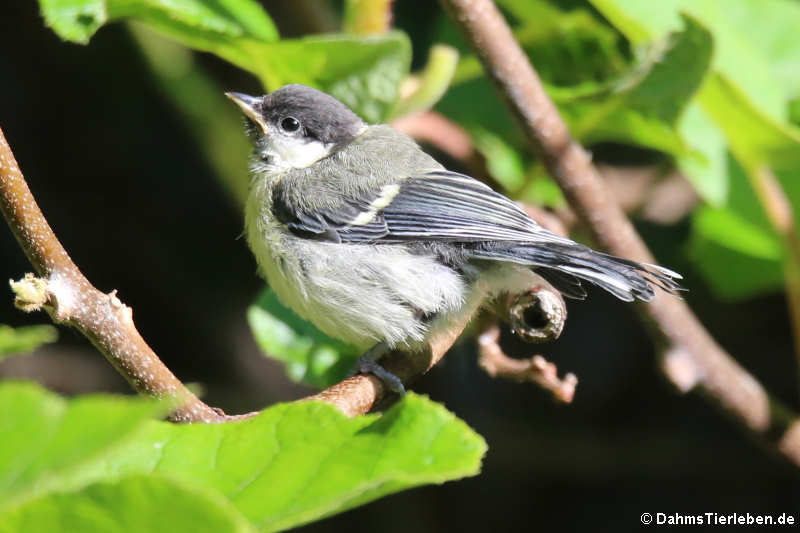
[280,117,301,133]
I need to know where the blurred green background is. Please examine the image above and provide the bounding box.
[1,0,799,531]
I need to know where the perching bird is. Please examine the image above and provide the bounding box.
[227,84,682,392]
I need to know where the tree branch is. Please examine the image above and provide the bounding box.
[0,126,253,423]
[439,0,800,466]
[477,324,577,403]
[476,282,576,402]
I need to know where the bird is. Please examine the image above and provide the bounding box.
[226,84,682,393]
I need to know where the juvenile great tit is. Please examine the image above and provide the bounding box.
[227,84,682,393]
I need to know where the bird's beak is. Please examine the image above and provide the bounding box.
[225,92,269,135]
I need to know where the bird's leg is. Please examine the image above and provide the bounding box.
[351,342,406,396]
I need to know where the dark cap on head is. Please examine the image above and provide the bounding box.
[260,84,365,146]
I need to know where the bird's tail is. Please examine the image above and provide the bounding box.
[472,242,683,302]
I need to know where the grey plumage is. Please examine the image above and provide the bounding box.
[231,84,683,355]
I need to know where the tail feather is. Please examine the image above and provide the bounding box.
[473,242,683,302]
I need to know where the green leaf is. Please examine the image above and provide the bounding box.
[693,207,783,261]
[591,0,800,299]
[689,219,784,299]
[687,154,788,299]
[699,74,800,174]
[38,2,411,124]
[470,127,527,193]
[251,32,412,123]
[700,0,800,107]
[0,385,485,532]
[0,475,255,533]
[675,102,728,206]
[0,382,163,509]
[39,0,279,69]
[562,101,689,156]
[108,395,486,531]
[0,384,486,532]
[588,0,800,211]
[248,288,359,388]
[0,324,57,359]
[615,16,712,124]
[37,0,107,43]
[436,78,525,154]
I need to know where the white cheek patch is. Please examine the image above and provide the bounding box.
[262,126,334,171]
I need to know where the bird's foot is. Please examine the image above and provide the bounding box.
[356,359,406,396]
[348,343,405,396]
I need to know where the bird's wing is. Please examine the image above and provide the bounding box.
[271,169,683,301]
[271,170,572,245]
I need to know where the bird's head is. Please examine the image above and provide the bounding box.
[226,84,366,174]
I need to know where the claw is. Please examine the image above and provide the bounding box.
[358,359,406,395]
[348,343,405,395]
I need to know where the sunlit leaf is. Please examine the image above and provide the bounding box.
[39,0,279,70]
[0,383,486,532]
[0,475,255,533]
[0,383,163,508]
[39,1,411,123]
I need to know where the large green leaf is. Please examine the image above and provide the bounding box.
[721,0,800,102]
[0,475,255,533]
[0,383,486,532]
[39,1,411,123]
[0,324,57,360]
[96,394,485,531]
[0,382,163,509]
[247,288,359,389]
[39,0,278,70]
[699,75,800,174]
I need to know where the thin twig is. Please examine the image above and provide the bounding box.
[440,0,800,465]
[344,0,393,34]
[478,324,577,403]
[0,127,252,423]
[750,166,800,398]
[477,281,576,402]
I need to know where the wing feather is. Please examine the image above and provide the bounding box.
[270,169,683,301]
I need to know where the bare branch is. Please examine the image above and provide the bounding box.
[0,126,249,423]
[478,324,576,403]
[440,0,800,464]
[477,281,576,402]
